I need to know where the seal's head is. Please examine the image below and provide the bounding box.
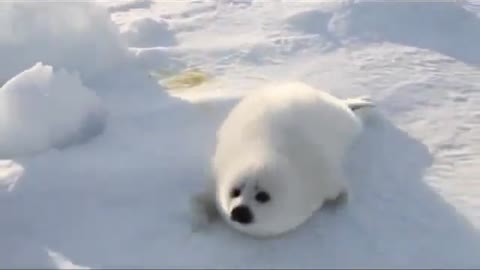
[216,155,305,237]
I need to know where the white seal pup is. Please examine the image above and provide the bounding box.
[192,81,374,237]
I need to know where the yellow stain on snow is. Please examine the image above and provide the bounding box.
[151,68,211,91]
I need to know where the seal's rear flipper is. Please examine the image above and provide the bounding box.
[345,96,374,111]
[345,96,375,122]
[323,189,349,209]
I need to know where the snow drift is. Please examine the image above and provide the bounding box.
[0,63,106,159]
[0,2,128,85]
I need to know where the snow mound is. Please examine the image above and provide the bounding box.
[330,1,480,65]
[0,2,128,85]
[120,17,177,48]
[0,63,106,159]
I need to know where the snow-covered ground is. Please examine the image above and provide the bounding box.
[1,0,480,268]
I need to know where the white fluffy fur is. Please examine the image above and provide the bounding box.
[208,81,371,237]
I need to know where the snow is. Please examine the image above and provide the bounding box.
[119,17,177,48]
[329,0,480,65]
[47,249,90,270]
[0,1,128,85]
[0,62,106,159]
[1,0,480,268]
[104,0,152,14]
[0,160,23,192]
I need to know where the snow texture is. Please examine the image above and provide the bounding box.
[1,0,480,268]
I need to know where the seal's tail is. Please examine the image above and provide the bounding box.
[345,96,375,122]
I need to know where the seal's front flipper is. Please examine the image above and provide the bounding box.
[190,188,219,231]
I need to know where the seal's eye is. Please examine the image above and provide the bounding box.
[231,188,241,198]
[255,191,270,203]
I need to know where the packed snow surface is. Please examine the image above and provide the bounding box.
[1,0,480,268]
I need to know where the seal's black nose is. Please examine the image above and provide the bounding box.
[230,205,253,225]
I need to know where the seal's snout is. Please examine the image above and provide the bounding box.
[230,205,253,225]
